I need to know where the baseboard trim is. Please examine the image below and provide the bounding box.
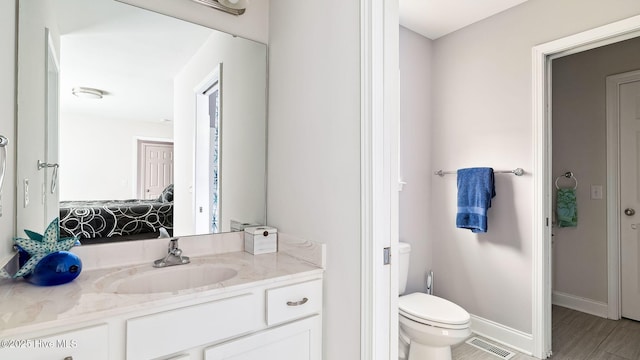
[552,291,608,318]
[469,314,534,356]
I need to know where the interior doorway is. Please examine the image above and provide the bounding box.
[551,38,640,321]
[194,64,222,234]
[533,15,640,359]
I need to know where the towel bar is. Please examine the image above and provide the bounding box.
[434,168,524,177]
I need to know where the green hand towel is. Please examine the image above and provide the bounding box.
[557,188,577,227]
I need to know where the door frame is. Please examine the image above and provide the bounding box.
[360,0,399,359]
[533,15,640,359]
[44,28,59,223]
[606,70,640,320]
[193,64,222,234]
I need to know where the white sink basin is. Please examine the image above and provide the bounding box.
[109,264,238,294]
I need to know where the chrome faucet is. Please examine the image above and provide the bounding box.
[153,238,190,268]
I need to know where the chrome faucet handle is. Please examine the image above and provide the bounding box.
[153,238,190,267]
[168,238,179,250]
[169,238,185,257]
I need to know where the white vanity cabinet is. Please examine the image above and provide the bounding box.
[122,278,322,360]
[265,279,322,326]
[126,292,263,359]
[0,250,324,360]
[204,315,321,360]
[204,279,323,360]
[0,323,109,360]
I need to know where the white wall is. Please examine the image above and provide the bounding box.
[399,26,434,294]
[58,115,173,201]
[267,0,361,359]
[173,31,266,236]
[552,36,640,305]
[0,0,16,263]
[430,0,640,334]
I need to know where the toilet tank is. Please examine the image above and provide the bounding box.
[398,242,411,295]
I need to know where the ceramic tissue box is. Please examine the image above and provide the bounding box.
[244,226,277,255]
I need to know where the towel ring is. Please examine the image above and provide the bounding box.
[555,171,578,190]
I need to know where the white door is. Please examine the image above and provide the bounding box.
[620,79,640,321]
[138,141,174,199]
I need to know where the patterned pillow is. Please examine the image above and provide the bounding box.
[158,184,174,202]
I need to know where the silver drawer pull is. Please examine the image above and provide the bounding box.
[64,357,74,360]
[286,297,309,306]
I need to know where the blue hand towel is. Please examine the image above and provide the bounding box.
[456,167,496,233]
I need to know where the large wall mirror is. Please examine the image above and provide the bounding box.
[16,0,267,245]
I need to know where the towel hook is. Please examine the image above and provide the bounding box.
[555,171,578,190]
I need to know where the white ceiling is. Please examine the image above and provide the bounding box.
[56,0,215,124]
[55,0,530,123]
[399,0,530,40]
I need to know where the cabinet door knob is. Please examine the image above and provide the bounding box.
[625,208,636,216]
[286,297,309,306]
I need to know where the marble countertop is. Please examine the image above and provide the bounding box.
[0,250,323,337]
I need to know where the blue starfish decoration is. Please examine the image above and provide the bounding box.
[13,218,79,278]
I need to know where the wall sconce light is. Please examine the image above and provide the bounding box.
[71,87,104,99]
[190,0,247,16]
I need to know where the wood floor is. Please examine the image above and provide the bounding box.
[452,305,640,360]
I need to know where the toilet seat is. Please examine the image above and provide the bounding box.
[399,293,470,330]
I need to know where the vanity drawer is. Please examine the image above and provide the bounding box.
[0,323,109,360]
[266,279,322,326]
[126,293,262,360]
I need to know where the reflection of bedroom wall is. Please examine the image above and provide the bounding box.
[552,36,640,313]
[59,114,173,201]
[174,31,267,236]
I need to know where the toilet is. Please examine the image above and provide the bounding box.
[398,242,471,360]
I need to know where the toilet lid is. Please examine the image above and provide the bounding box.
[398,293,470,326]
